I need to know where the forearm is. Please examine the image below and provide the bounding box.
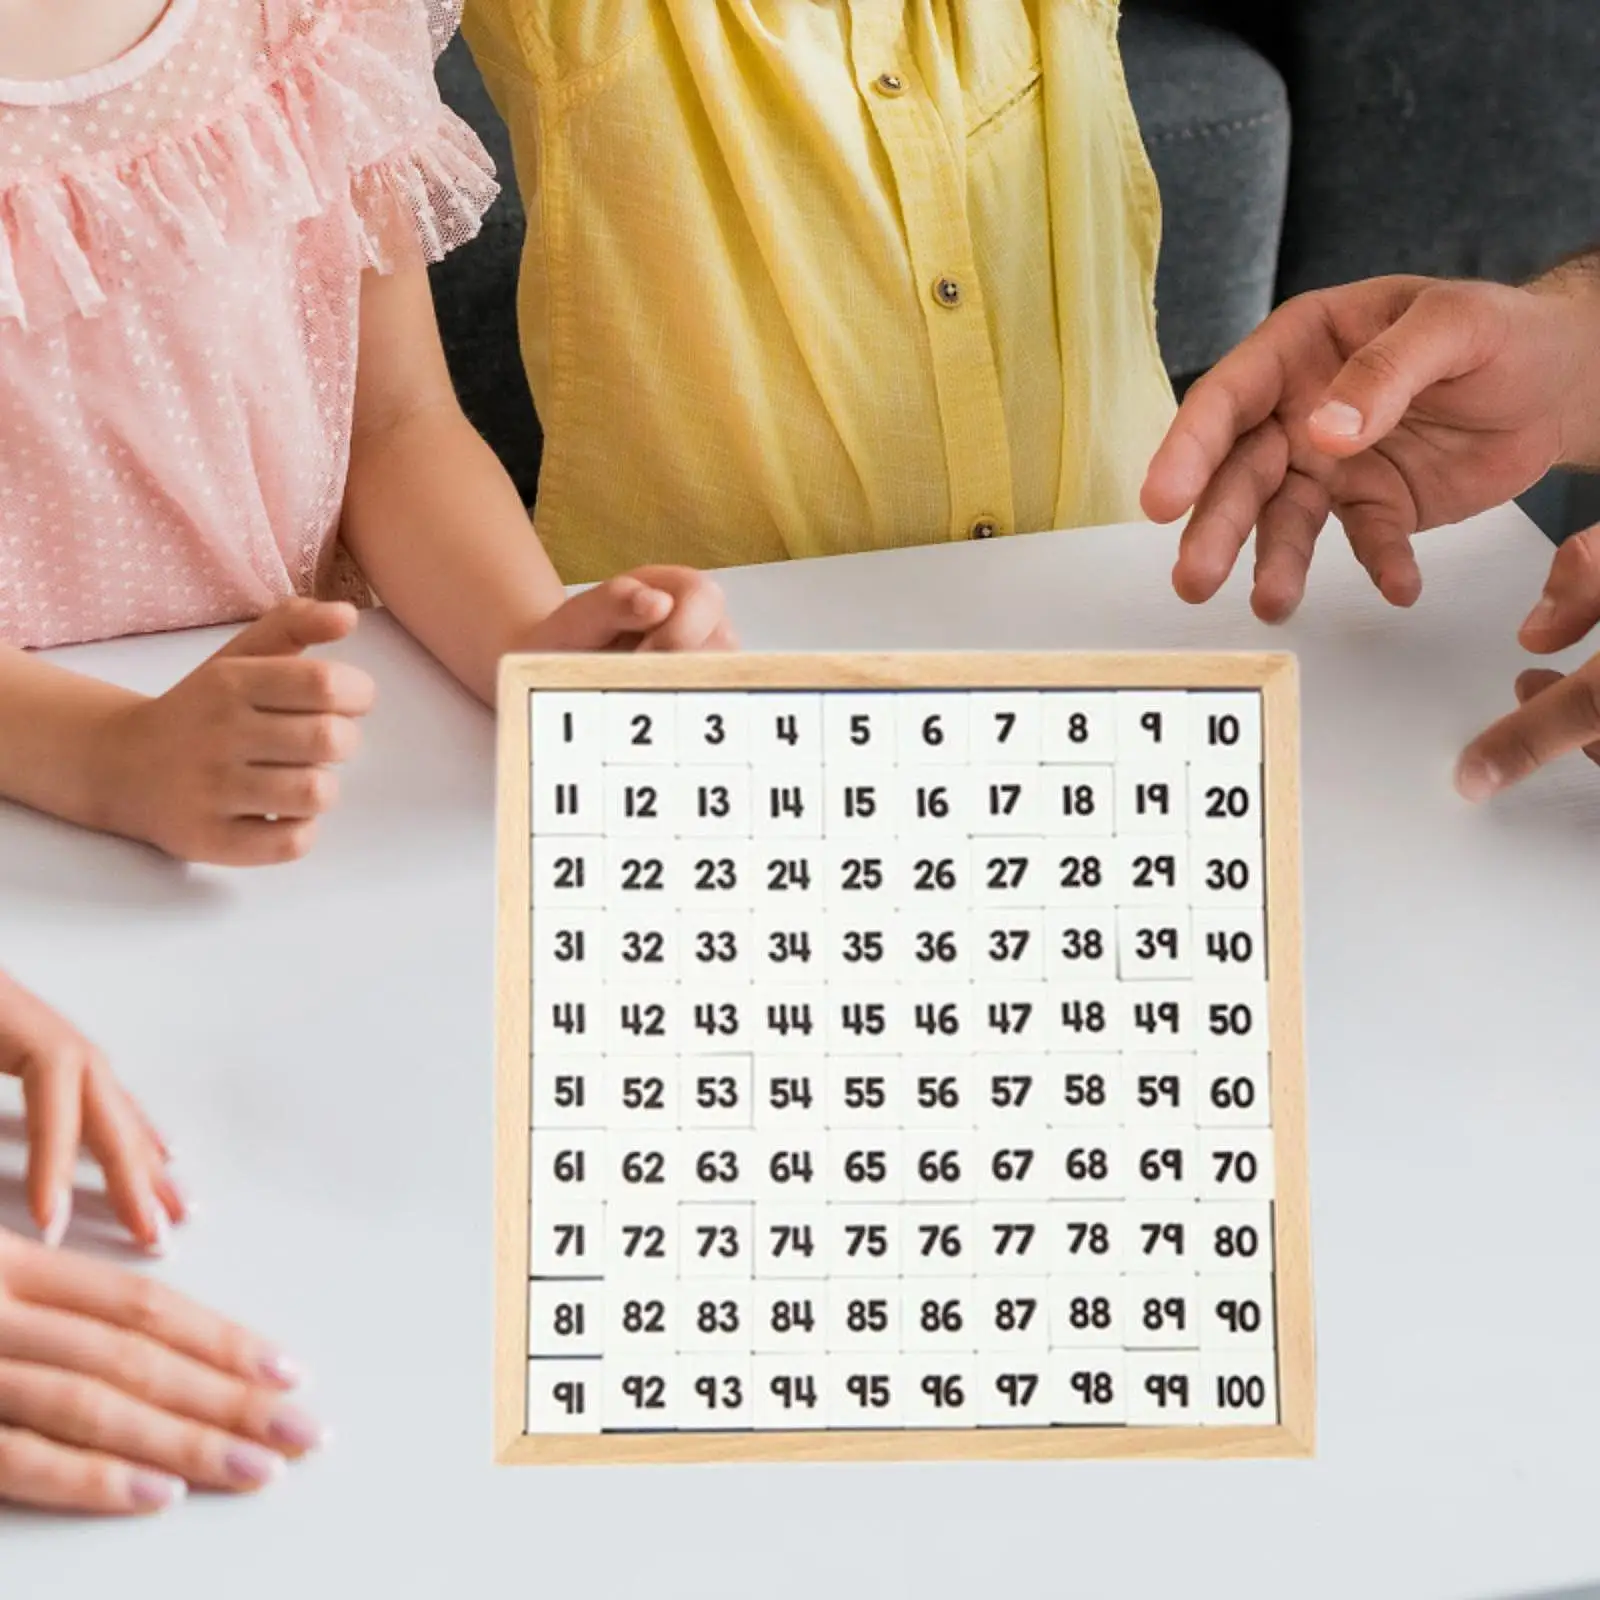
[339,401,564,704]
[0,646,143,832]
[1531,249,1600,468]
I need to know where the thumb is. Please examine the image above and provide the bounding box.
[1307,287,1494,456]
[1518,523,1600,654]
[214,598,359,660]
[534,578,674,651]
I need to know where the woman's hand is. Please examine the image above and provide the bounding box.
[0,1228,321,1513]
[0,971,179,1254]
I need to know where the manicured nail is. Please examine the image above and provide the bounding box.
[129,1471,187,1512]
[1522,596,1559,632]
[224,1444,286,1489]
[1455,755,1503,804]
[267,1404,328,1454]
[40,1185,71,1249]
[1310,401,1364,439]
[257,1348,305,1389]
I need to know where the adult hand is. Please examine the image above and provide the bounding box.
[0,1228,321,1513]
[1143,271,1600,620]
[1456,524,1600,799]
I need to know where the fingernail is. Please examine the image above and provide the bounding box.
[166,1175,196,1223]
[1455,755,1503,804]
[129,1471,187,1512]
[257,1348,305,1389]
[1310,401,1364,439]
[40,1185,72,1249]
[266,1404,328,1454]
[145,1203,171,1259]
[224,1444,286,1489]
[1522,596,1559,632]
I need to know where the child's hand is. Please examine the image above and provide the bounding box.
[0,972,180,1255]
[100,599,376,866]
[0,1227,321,1513]
[522,568,738,654]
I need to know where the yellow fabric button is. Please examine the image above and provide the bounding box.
[874,72,907,97]
[970,518,998,540]
[933,276,964,309]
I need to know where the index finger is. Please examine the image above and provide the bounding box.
[233,657,376,717]
[1456,658,1600,801]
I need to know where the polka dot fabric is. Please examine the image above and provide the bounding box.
[0,0,497,649]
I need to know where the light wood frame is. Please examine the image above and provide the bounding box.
[494,653,1312,1464]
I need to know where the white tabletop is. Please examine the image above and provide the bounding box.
[3,505,1597,1600]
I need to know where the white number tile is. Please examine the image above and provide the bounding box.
[607,914,679,983]
[825,1057,901,1129]
[680,1056,754,1129]
[897,694,970,765]
[903,1132,979,1202]
[606,1287,678,1356]
[1110,836,1190,909]
[896,914,970,982]
[530,691,605,762]
[1120,1054,1193,1126]
[1125,1352,1201,1426]
[683,987,757,1058]
[1050,1275,1125,1348]
[820,838,896,908]
[678,840,757,912]
[1050,985,1125,1053]
[1191,843,1264,908]
[528,1201,603,1276]
[1114,765,1188,836]
[1124,1128,1198,1201]
[1038,767,1115,837]
[968,691,1042,762]
[1121,982,1198,1053]
[1196,1200,1274,1272]
[750,912,828,984]
[603,694,676,766]
[605,1129,683,1202]
[1195,982,1269,1053]
[528,1281,604,1359]
[901,1281,978,1354]
[826,1209,902,1278]
[1188,692,1263,767]
[901,1062,974,1131]
[531,1058,604,1130]
[1196,1055,1271,1129]
[603,1357,678,1432]
[975,1355,1053,1428]
[1188,767,1261,837]
[901,986,980,1055]
[971,981,1050,1055]
[1121,1201,1200,1274]
[975,914,1046,980]
[1042,912,1116,980]
[526,1358,602,1435]
[895,770,971,836]
[1040,693,1117,764]
[605,985,682,1056]
[1045,845,1116,909]
[1197,1274,1275,1350]
[532,837,608,911]
[752,1282,829,1354]
[825,986,897,1056]
[1197,1130,1275,1200]
[1116,910,1192,981]
[900,1353,979,1429]
[975,1138,1052,1203]
[677,1284,755,1353]
[678,1203,756,1279]
[1048,1202,1127,1273]
[822,692,899,765]
[821,915,898,986]
[972,1202,1052,1277]
[751,1130,829,1203]
[531,765,604,836]
[1191,908,1266,979]
[532,910,607,988]
[896,844,971,911]
[751,1355,829,1430]
[679,1130,757,1204]
[823,769,897,839]
[678,910,752,982]
[900,1203,978,1277]
[1122,1274,1200,1350]
[750,1059,825,1128]
[969,840,1049,910]
[746,693,823,767]
[968,766,1044,836]
[531,1130,606,1202]
[604,1206,678,1279]
[1199,1351,1279,1426]
[1116,693,1190,762]
[603,768,679,838]
[752,848,827,916]
[1051,1349,1127,1425]
[606,841,676,909]
[827,1353,903,1429]
[753,1204,830,1279]
[675,693,750,765]
[1049,1055,1123,1129]
[827,1131,905,1204]
[971,1280,1050,1351]
[827,1280,900,1351]
[676,1357,755,1431]
[976,1059,1048,1126]
[678,770,753,840]
[751,773,825,840]
[744,986,825,1056]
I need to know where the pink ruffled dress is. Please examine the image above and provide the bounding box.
[0,0,497,650]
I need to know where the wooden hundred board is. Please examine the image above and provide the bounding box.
[494,653,1313,1463]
